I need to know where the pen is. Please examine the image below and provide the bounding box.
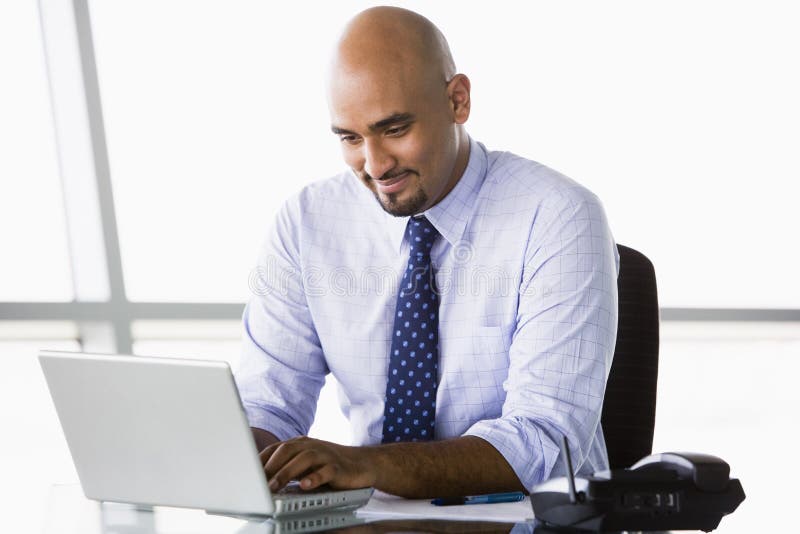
[430,491,525,506]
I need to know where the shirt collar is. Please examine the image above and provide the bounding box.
[384,210,411,254]
[383,137,488,253]
[423,137,487,248]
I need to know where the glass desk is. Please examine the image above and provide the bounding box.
[42,484,737,534]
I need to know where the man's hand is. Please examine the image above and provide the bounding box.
[260,436,377,492]
[256,434,524,498]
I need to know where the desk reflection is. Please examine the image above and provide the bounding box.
[315,519,530,533]
[43,485,693,534]
[98,503,156,534]
[98,502,532,534]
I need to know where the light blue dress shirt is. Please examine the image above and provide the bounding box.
[235,138,619,490]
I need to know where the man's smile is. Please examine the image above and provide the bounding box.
[375,171,413,194]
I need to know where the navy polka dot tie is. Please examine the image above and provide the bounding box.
[382,216,440,443]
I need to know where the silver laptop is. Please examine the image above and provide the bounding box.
[38,350,372,517]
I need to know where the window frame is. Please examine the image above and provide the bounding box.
[1,0,796,356]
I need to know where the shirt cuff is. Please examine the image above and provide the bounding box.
[464,417,561,491]
[243,403,304,442]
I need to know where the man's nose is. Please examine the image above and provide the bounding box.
[363,139,395,180]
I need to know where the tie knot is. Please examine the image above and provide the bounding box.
[407,216,439,256]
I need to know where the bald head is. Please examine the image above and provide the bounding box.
[331,6,456,93]
[327,7,471,217]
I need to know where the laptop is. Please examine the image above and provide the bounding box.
[38,350,373,517]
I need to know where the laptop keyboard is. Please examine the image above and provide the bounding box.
[277,481,330,495]
[272,483,373,516]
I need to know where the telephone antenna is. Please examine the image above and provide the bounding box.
[560,435,578,504]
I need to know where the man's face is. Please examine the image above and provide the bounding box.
[328,66,462,217]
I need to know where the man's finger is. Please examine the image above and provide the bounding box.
[263,438,311,477]
[299,464,337,490]
[268,449,322,492]
[259,440,283,465]
[260,436,313,465]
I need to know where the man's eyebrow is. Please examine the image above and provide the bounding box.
[331,125,355,135]
[369,113,415,131]
[330,113,415,135]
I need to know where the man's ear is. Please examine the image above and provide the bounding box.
[447,74,471,124]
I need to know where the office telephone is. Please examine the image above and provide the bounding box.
[530,439,745,531]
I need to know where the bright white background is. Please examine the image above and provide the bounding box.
[86,0,800,307]
[1,1,799,532]
[0,1,73,302]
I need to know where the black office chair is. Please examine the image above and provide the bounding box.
[600,244,660,469]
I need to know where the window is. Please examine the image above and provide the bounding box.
[130,320,349,442]
[653,321,798,532]
[0,323,80,533]
[88,0,349,302]
[85,0,800,307]
[0,1,72,302]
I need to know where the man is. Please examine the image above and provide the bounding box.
[235,6,618,499]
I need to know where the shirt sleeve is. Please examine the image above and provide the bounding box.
[234,194,328,441]
[463,188,619,491]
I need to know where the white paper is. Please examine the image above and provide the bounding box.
[356,491,535,523]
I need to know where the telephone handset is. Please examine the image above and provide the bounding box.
[631,452,732,492]
[530,439,745,532]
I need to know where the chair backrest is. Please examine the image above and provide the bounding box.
[601,244,660,469]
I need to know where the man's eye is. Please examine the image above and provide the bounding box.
[386,124,409,136]
[340,135,361,145]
